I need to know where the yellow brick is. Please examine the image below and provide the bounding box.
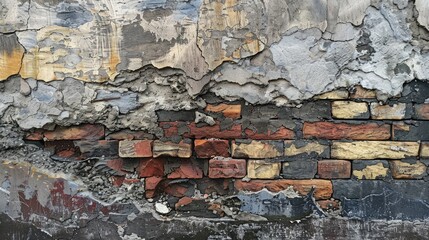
[370,103,407,120]
[352,163,389,180]
[332,101,369,119]
[247,160,281,179]
[232,140,283,159]
[314,90,349,100]
[420,143,429,158]
[284,140,328,157]
[331,141,420,160]
[391,161,427,179]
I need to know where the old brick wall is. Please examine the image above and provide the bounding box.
[2,0,429,239]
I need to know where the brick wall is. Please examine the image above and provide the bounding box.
[23,83,429,215]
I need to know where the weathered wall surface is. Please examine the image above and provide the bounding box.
[2,0,429,239]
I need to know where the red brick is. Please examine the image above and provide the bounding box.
[303,122,391,140]
[164,183,194,198]
[145,176,163,198]
[137,158,164,177]
[175,197,193,209]
[166,160,203,179]
[245,126,295,140]
[205,104,241,119]
[194,139,230,158]
[208,157,246,178]
[25,130,43,140]
[234,179,333,200]
[44,140,81,159]
[106,158,125,173]
[415,104,429,120]
[119,140,153,158]
[318,160,351,179]
[185,122,242,139]
[111,176,125,187]
[44,124,104,141]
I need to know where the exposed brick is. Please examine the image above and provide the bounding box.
[303,122,391,140]
[119,140,153,158]
[185,122,242,139]
[314,90,349,100]
[350,85,377,99]
[137,158,164,177]
[332,101,369,119]
[145,176,163,198]
[105,158,126,175]
[284,140,329,158]
[391,160,427,179]
[44,140,81,159]
[421,142,429,159]
[166,159,203,179]
[317,199,340,211]
[370,102,408,120]
[393,121,429,141]
[414,104,429,120]
[44,124,104,141]
[153,140,192,158]
[25,130,43,140]
[234,179,333,200]
[196,178,234,195]
[205,104,241,119]
[318,160,351,179]
[106,130,154,140]
[175,197,194,209]
[352,160,390,180]
[282,159,317,179]
[111,176,125,187]
[331,141,420,160]
[75,140,118,158]
[164,183,195,198]
[208,157,246,178]
[194,139,229,158]
[159,121,182,138]
[247,160,281,179]
[232,140,283,159]
[244,126,295,140]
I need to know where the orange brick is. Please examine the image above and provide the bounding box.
[205,104,241,119]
